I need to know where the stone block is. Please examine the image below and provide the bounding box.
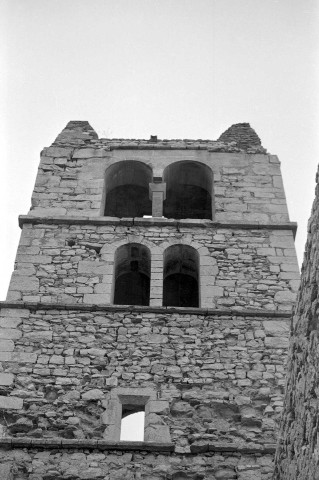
[0,340,14,351]
[143,334,168,344]
[24,330,53,341]
[11,352,37,363]
[15,254,52,264]
[0,352,12,361]
[145,424,171,443]
[94,283,112,294]
[0,317,22,328]
[83,294,108,304]
[269,234,295,248]
[274,290,296,303]
[29,207,67,216]
[0,373,14,385]
[78,261,108,275]
[265,337,289,348]
[147,400,170,415]
[264,320,289,335]
[82,389,104,400]
[0,328,22,340]
[280,263,300,272]
[42,146,73,157]
[0,395,23,409]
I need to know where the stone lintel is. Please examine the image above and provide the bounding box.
[18,215,298,236]
[0,300,292,318]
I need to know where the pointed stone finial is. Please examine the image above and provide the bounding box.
[218,123,262,150]
[53,121,98,146]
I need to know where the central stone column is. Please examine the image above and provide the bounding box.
[149,182,166,217]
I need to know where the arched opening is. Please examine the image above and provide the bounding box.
[163,245,199,307]
[113,243,151,306]
[163,161,213,219]
[120,407,145,442]
[104,161,152,217]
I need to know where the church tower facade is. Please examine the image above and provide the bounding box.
[0,122,299,479]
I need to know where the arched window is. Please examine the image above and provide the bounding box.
[104,161,152,217]
[163,245,199,307]
[163,161,213,219]
[113,243,151,306]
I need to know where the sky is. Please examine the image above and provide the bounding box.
[1,0,319,301]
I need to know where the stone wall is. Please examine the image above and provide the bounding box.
[0,304,289,479]
[0,121,301,479]
[7,222,298,311]
[0,447,275,480]
[30,123,287,223]
[274,168,319,479]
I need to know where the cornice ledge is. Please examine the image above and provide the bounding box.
[18,214,298,235]
[0,301,293,318]
[0,437,174,452]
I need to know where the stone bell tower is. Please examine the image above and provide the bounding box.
[0,121,299,479]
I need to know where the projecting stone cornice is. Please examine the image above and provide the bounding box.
[0,300,292,318]
[0,437,276,454]
[18,214,298,236]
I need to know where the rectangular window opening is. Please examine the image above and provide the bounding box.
[120,404,145,442]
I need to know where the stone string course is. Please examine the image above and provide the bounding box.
[274,167,319,479]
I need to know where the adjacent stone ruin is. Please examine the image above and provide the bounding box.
[274,167,319,479]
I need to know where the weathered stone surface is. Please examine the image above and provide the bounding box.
[0,340,14,352]
[274,167,319,479]
[0,328,22,340]
[0,122,300,478]
[9,275,39,292]
[0,396,23,409]
[24,330,52,341]
[0,373,14,385]
[82,389,104,400]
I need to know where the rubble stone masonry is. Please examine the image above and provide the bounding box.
[274,167,319,479]
[0,122,299,479]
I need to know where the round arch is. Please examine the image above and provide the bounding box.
[104,161,152,218]
[163,244,199,308]
[113,243,151,306]
[163,161,213,220]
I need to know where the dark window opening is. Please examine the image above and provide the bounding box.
[163,245,199,307]
[120,405,145,442]
[113,243,151,306]
[163,161,213,219]
[104,161,152,217]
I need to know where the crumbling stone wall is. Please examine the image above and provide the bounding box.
[274,168,319,479]
[31,122,287,223]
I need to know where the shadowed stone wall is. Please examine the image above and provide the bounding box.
[274,167,319,479]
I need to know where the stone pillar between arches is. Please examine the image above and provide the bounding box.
[149,183,166,218]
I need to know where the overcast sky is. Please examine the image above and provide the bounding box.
[1,0,319,300]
